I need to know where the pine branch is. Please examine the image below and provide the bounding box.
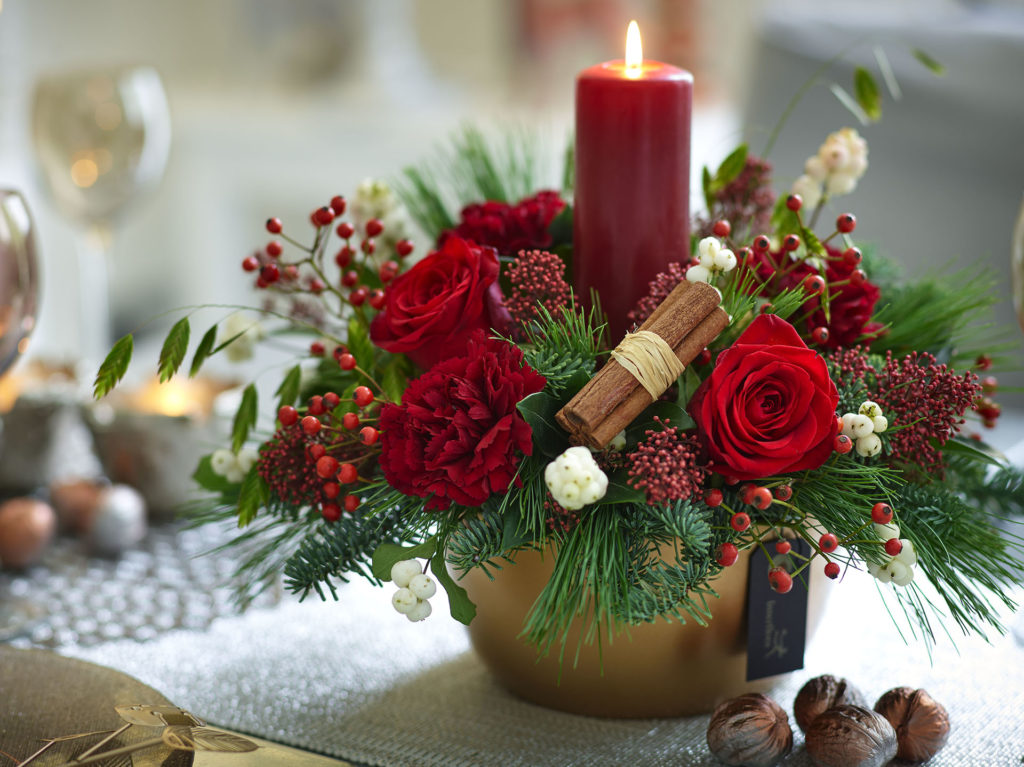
[283,510,406,601]
[446,507,520,578]
[895,483,1022,638]
[516,302,602,396]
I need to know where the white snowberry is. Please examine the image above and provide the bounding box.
[868,561,894,583]
[712,248,737,272]
[874,521,900,540]
[409,573,437,600]
[610,430,627,451]
[210,449,235,476]
[855,433,882,457]
[871,415,888,433]
[406,599,432,622]
[848,414,874,439]
[885,559,914,587]
[544,446,608,511]
[391,559,422,588]
[858,401,882,418]
[236,446,260,473]
[895,539,917,566]
[224,465,246,484]
[685,264,712,284]
[392,588,418,615]
[697,237,721,266]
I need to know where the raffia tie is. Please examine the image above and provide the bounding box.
[609,330,686,400]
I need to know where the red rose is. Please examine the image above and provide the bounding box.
[370,236,511,369]
[378,332,546,510]
[688,314,839,480]
[439,190,566,254]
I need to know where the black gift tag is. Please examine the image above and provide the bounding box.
[745,538,810,681]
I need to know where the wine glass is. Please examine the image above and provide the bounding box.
[31,65,171,360]
[0,189,43,641]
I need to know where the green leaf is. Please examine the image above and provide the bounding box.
[430,549,477,625]
[371,539,438,581]
[853,67,882,121]
[912,48,945,76]
[941,436,1006,469]
[231,383,258,453]
[702,165,715,213]
[873,45,901,100]
[516,391,570,458]
[547,203,574,249]
[714,144,748,187]
[158,317,191,383]
[275,365,303,410]
[189,324,218,378]
[380,360,407,405]
[93,334,134,399]
[591,473,646,507]
[802,226,826,257]
[236,466,268,527]
[347,317,374,369]
[192,454,235,494]
[501,505,534,551]
[770,193,801,236]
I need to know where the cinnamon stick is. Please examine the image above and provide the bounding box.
[556,280,727,449]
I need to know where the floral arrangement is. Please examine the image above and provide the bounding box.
[95,112,1023,657]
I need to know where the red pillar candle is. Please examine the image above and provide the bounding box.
[574,22,692,343]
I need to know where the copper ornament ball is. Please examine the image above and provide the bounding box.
[874,686,951,762]
[0,497,57,569]
[706,693,793,767]
[794,674,869,733]
[804,704,897,767]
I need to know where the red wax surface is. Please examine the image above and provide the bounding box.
[574,59,692,343]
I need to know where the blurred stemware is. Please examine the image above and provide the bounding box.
[31,65,170,360]
[0,189,44,641]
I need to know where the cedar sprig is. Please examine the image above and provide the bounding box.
[446,506,523,579]
[515,300,602,395]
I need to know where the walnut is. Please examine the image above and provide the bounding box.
[706,693,793,767]
[793,674,869,733]
[804,704,897,767]
[874,686,951,762]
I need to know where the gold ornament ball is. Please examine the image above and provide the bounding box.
[874,686,951,762]
[706,693,793,767]
[0,497,57,569]
[794,674,869,733]
[804,704,897,767]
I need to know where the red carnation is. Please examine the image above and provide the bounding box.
[370,236,511,370]
[440,190,566,254]
[688,314,839,480]
[378,332,546,510]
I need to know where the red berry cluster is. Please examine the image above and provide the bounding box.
[261,384,383,521]
[244,194,415,323]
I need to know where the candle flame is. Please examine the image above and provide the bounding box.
[625,20,643,77]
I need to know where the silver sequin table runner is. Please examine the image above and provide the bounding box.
[65,573,1024,766]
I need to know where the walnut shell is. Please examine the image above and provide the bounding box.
[874,686,951,762]
[706,693,793,767]
[794,674,869,733]
[804,704,897,767]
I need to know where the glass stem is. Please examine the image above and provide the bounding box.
[78,222,113,364]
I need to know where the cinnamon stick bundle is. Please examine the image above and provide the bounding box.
[556,280,728,449]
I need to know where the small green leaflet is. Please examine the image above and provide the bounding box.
[591,474,646,507]
[371,539,438,580]
[236,466,268,528]
[190,324,218,378]
[941,436,1006,469]
[93,334,134,399]
[801,226,826,258]
[431,549,477,625]
[231,383,258,453]
[516,391,570,458]
[158,317,191,383]
[275,365,302,410]
[829,83,869,126]
[912,48,945,76]
[714,144,748,187]
[853,67,882,121]
[702,165,715,213]
[348,317,374,368]
[380,360,407,405]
